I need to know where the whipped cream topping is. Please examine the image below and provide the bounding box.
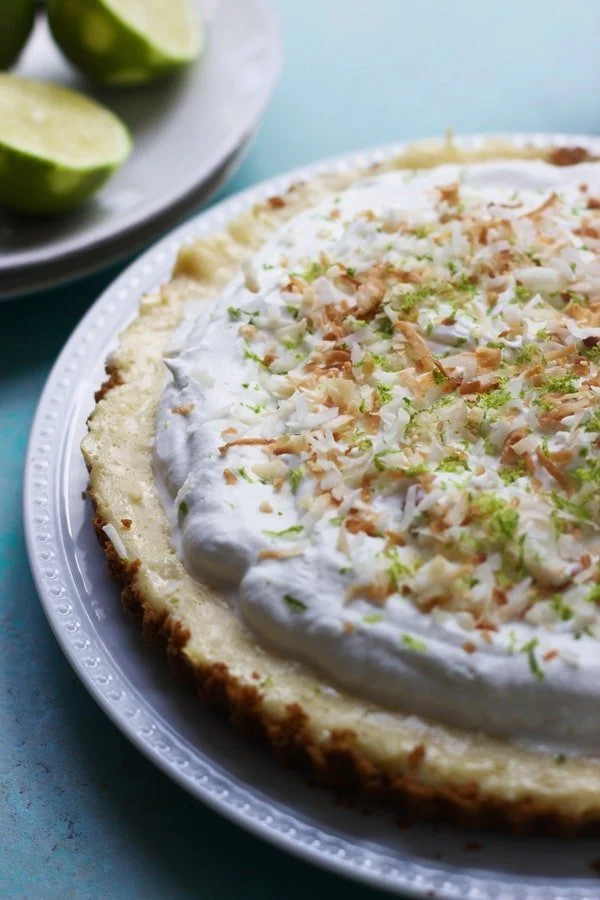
[155,161,600,752]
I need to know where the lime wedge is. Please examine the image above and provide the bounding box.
[0,75,132,214]
[0,0,36,69]
[48,0,203,86]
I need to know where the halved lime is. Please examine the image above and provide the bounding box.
[0,0,36,69]
[0,75,132,214]
[47,0,203,86]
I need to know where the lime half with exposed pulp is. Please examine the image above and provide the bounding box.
[47,0,203,86]
[0,75,132,214]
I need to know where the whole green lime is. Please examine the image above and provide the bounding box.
[47,0,204,86]
[0,75,132,214]
[0,0,36,69]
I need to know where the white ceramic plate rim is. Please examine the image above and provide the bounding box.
[25,133,600,900]
[1,0,282,275]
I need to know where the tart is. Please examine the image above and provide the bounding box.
[83,137,600,832]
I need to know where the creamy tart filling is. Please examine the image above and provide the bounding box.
[155,161,600,753]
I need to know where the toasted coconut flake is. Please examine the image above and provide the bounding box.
[460,377,500,396]
[345,513,380,537]
[172,402,196,416]
[475,347,502,369]
[220,437,277,455]
[519,192,558,219]
[258,547,305,560]
[536,448,574,493]
[272,434,308,455]
[253,459,288,481]
[546,344,578,362]
[395,321,434,372]
[347,578,393,605]
[437,182,460,205]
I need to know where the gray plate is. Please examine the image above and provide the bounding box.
[25,135,600,899]
[0,0,282,299]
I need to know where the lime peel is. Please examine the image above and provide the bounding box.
[0,75,131,214]
[0,0,35,70]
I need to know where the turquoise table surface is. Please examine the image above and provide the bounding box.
[3,1,600,897]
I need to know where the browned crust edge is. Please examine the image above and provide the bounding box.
[85,148,600,836]
[89,392,599,838]
[89,502,600,836]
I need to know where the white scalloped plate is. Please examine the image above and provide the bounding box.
[25,135,600,900]
[0,0,281,299]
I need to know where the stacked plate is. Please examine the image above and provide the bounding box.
[0,0,282,299]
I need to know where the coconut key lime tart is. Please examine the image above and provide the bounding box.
[83,139,600,832]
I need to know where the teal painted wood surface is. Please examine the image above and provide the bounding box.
[2,1,600,896]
